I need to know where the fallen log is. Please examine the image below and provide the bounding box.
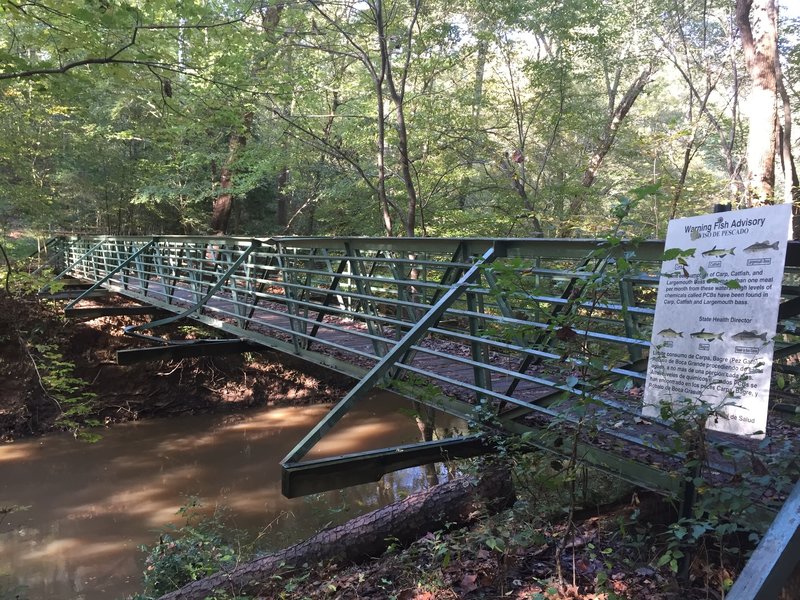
[158,467,515,600]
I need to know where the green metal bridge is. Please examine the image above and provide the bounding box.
[36,234,800,598]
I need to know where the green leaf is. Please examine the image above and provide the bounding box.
[662,247,695,261]
[691,523,709,540]
[656,553,671,567]
[485,537,506,552]
[629,182,662,198]
[441,549,451,568]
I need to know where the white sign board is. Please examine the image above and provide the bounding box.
[642,204,791,438]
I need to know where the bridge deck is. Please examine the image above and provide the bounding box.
[105,274,557,412]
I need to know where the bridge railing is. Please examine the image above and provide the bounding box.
[44,233,800,597]
[55,235,663,387]
[52,234,800,400]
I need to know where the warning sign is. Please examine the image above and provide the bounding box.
[642,204,792,437]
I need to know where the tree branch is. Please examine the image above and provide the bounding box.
[0,1,262,81]
[0,56,169,80]
[0,243,11,295]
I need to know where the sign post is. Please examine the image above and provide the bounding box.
[643,204,792,438]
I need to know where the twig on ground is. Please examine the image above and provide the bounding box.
[18,335,63,412]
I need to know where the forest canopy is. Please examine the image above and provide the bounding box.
[0,0,798,239]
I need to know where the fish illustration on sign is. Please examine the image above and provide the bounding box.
[744,241,780,253]
[657,328,683,338]
[701,246,735,258]
[690,328,724,341]
[731,330,768,342]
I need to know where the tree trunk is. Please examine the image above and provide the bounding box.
[210,157,238,234]
[580,65,653,190]
[275,167,290,227]
[394,102,418,237]
[375,76,392,236]
[157,467,515,600]
[774,15,800,237]
[559,64,653,236]
[736,0,779,205]
[473,37,488,125]
[379,0,421,238]
[210,113,252,234]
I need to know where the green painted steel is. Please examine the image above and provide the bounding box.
[47,238,800,481]
[41,237,107,293]
[123,239,260,337]
[279,246,499,478]
[63,239,157,312]
[43,233,800,599]
[49,235,800,449]
[283,436,493,497]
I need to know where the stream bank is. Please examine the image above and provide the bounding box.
[0,293,352,440]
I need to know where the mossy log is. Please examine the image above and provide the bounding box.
[158,467,515,600]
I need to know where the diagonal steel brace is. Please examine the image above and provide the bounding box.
[40,238,108,293]
[122,239,261,341]
[280,245,498,489]
[63,239,157,311]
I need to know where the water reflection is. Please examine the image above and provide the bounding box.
[0,393,462,600]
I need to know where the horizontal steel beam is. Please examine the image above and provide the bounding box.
[282,436,493,498]
[65,305,166,319]
[41,289,110,300]
[116,339,262,365]
[52,234,800,263]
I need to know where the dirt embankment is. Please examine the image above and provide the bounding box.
[0,293,350,440]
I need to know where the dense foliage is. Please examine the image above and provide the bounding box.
[0,0,798,238]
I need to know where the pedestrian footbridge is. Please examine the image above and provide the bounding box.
[35,235,800,484]
[35,233,800,597]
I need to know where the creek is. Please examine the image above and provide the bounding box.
[0,393,463,600]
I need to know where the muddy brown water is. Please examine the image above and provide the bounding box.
[0,393,464,600]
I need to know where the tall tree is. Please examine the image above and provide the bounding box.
[658,0,742,217]
[736,0,781,205]
[210,112,253,234]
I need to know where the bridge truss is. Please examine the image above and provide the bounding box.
[36,234,800,594]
